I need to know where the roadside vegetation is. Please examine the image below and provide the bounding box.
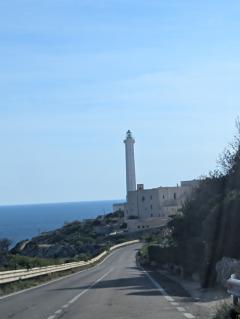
[212,302,232,319]
[0,251,107,297]
[0,210,139,271]
[0,238,63,271]
[0,239,12,270]
[0,209,138,296]
[141,119,240,289]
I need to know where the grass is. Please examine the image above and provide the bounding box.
[6,255,62,270]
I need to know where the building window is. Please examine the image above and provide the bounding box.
[142,196,145,202]
[137,226,140,229]
[150,204,152,210]
[151,213,153,217]
[150,195,152,200]
[142,225,145,228]
[174,193,177,200]
[158,213,160,217]
[162,195,165,199]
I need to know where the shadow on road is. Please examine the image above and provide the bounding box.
[49,266,194,300]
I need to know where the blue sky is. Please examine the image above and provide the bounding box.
[0,0,240,204]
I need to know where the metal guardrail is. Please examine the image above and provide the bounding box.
[0,240,139,284]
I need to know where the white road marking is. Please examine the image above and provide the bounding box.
[62,304,69,309]
[0,250,118,301]
[184,313,195,318]
[46,268,113,319]
[141,266,196,319]
[171,302,179,306]
[54,309,63,314]
[165,296,175,302]
[177,307,186,312]
[141,267,164,291]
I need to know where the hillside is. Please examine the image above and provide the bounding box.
[10,210,134,261]
[144,120,240,288]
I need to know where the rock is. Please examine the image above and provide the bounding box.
[11,240,29,254]
[216,257,240,286]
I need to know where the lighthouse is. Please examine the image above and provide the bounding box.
[124,130,136,195]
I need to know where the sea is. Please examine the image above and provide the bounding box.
[0,200,124,246]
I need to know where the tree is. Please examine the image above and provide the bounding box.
[165,118,240,287]
[0,238,12,265]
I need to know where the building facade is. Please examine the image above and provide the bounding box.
[125,180,199,232]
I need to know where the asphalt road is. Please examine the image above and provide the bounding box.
[0,244,204,319]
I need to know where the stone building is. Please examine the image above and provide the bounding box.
[114,130,199,232]
[125,180,199,232]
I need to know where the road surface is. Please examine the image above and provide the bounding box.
[0,244,206,319]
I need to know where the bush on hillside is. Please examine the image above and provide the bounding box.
[213,302,231,319]
[163,119,240,287]
[0,239,11,266]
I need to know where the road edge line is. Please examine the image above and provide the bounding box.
[140,266,195,319]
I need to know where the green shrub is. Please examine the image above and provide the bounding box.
[148,245,178,265]
[7,255,60,270]
[213,302,231,319]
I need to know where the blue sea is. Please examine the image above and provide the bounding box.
[0,200,124,245]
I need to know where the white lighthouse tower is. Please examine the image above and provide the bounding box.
[124,130,136,195]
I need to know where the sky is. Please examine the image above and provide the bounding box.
[0,0,240,205]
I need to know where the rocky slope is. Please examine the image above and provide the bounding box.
[11,210,133,260]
